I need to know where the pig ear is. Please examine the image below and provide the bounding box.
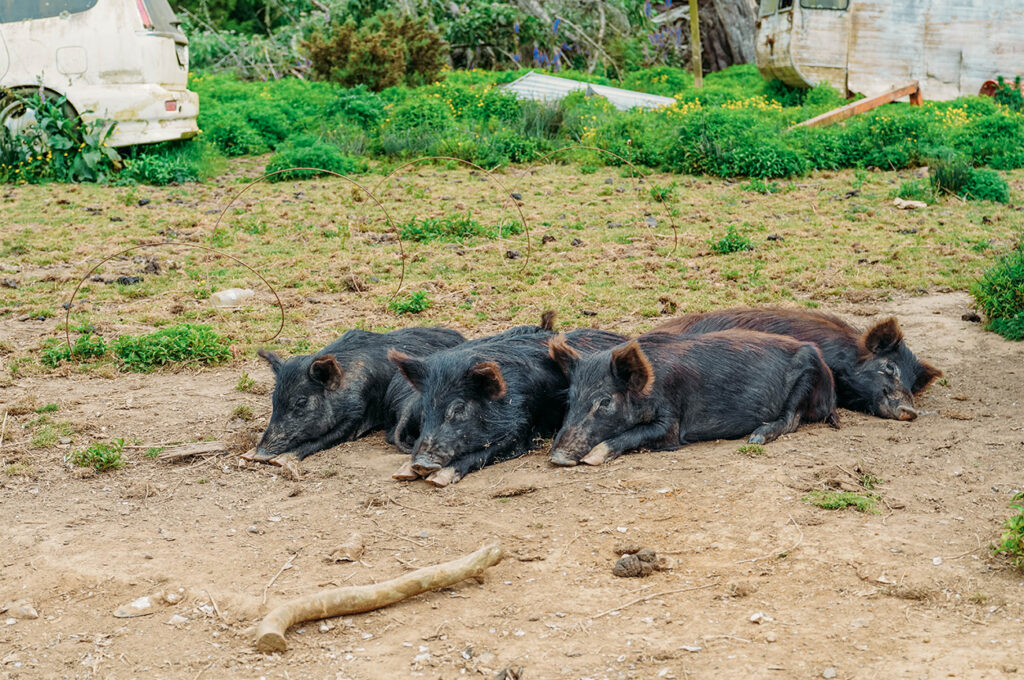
[610,341,654,397]
[912,361,942,393]
[389,349,426,392]
[862,317,904,355]
[547,334,580,374]
[257,349,283,375]
[309,355,344,390]
[469,361,507,400]
[539,310,556,332]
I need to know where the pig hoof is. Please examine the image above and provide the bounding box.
[252,448,278,462]
[747,433,766,445]
[581,442,610,466]
[425,467,456,487]
[548,450,578,467]
[392,460,420,481]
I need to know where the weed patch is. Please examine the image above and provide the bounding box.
[113,324,232,372]
[389,291,431,315]
[993,492,1024,568]
[971,244,1024,340]
[69,439,125,472]
[803,490,879,513]
[709,225,753,254]
[399,212,521,243]
[736,443,765,456]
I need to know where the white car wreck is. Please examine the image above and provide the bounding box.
[0,0,199,147]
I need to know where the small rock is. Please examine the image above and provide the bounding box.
[505,250,521,260]
[765,631,778,643]
[2,601,38,620]
[680,644,701,652]
[0,278,18,289]
[893,197,927,210]
[604,177,614,184]
[616,526,628,533]
[932,556,942,566]
[766,234,785,241]
[5,618,16,626]
[319,621,334,633]
[541,234,556,244]
[326,533,364,563]
[570,238,583,247]
[750,611,774,624]
[247,525,260,534]
[163,591,183,604]
[137,198,151,206]
[582,310,597,317]
[607,221,622,229]
[823,667,837,679]
[268,516,282,523]
[167,614,188,626]
[59,437,71,444]
[961,311,981,323]
[113,595,153,618]
[510,192,522,200]
[114,276,143,286]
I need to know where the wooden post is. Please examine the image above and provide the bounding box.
[689,0,702,88]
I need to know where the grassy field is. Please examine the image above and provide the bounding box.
[1,159,1021,380]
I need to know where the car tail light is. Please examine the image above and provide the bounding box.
[164,100,177,112]
[136,0,153,28]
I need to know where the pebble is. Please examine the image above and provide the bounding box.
[247,526,260,534]
[932,557,943,566]
[680,645,701,653]
[167,614,188,626]
[616,527,628,533]
[823,667,837,679]
[268,516,282,523]
[765,631,778,643]
[319,621,333,633]
[5,618,16,626]
[750,611,773,624]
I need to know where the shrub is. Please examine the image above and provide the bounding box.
[265,134,367,181]
[709,225,753,254]
[70,439,125,472]
[743,178,782,194]
[112,323,232,372]
[964,168,1010,203]
[200,107,267,157]
[993,76,1024,113]
[389,290,431,315]
[305,11,448,91]
[971,244,1024,340]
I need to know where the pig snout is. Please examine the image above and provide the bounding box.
[254,429,284,461]
[896,404,920,421]
[548,449,578,467]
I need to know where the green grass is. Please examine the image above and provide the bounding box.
[232,404,254,421]
[398,212,522,243]
[709,225,754,254]
[69,439,125,472]
[29,417,74,448]
[35,403,59,413]
[388,291,431,315]
[235,373,257,393]
[803,490,880,513]
[144,447,164,459]
[736,443,765,456]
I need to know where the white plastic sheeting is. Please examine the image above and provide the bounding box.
[498,71,677,110]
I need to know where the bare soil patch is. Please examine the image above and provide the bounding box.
[2,291,1023,679]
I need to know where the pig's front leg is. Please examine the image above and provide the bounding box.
[580,416,676,466]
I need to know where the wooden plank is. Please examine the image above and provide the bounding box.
[158,441,226,461]
[792,81,921,129]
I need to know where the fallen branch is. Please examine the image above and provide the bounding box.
[255,541,503,653]
[159,441,226,461]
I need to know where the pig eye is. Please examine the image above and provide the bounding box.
[294,396,309,408]
[446,401,467,419]
[595,396,613,411]
[882,364,900,378]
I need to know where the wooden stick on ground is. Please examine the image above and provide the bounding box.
[255,541,503,653]
[158,441,226,461]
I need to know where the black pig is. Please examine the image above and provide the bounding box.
[255,326,465,461]
[547,330,839,467]
[654,308,941,420]
[389,320,626,486]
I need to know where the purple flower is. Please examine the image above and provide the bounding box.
[514,21,519,34]
[645,0,651,18]
[553,18,561,34]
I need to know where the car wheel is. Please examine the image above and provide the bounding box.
[0,87,78,140]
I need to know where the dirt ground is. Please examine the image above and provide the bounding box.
[2,290,1023,679]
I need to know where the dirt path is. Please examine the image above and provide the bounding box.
[2,292,1023,679]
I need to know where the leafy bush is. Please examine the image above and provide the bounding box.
[399,211,522,242]
[972,244,1024,340]
[70,439,125,472]
[306,11,448,91]
[993,76,1024,113]
[389,291,431,315]
[0,90,121,183]
[709,225,753,254]
[743,178,782,194]
[930,157,975,197]
[964,168,1010,203]
[112,323,232,372]
[265,134,367,181]
[994,492,1024,568]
